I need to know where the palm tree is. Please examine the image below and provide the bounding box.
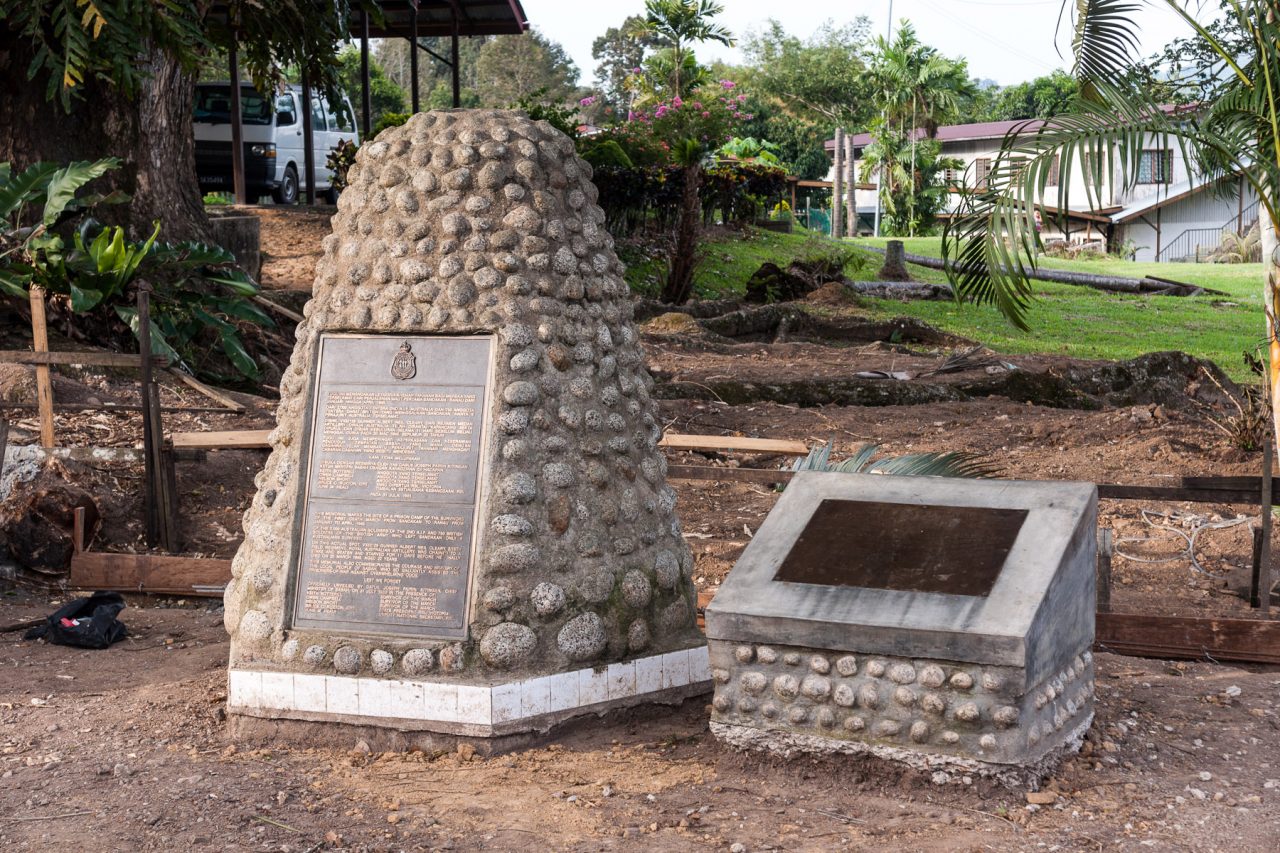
[943,1,1280,446]
[867,23,975,235]
[635,0,734,99]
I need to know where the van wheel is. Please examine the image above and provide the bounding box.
[322,186,340,205]
[272,166,299,205]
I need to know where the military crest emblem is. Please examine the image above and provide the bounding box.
[390,341,417,380]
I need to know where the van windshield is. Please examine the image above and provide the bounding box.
[194,86,274,125]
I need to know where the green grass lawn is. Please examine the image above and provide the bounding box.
[622,227,1265,383]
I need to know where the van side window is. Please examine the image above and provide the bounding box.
[330,98,355,134]
[276,95,297,127]
[310,97,328,132]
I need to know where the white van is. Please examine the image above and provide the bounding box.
[193,83,360,204]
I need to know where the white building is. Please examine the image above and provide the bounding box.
[827,118,1258,262]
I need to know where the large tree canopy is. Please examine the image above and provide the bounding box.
[0,0,367,239]
[473,29,580,106]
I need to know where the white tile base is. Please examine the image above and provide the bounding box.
[229,646,710,733]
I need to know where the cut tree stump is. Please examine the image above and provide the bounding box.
[878,239,911,281]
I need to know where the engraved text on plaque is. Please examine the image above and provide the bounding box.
[290,334,492,638]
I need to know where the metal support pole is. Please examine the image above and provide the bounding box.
[228,38,247,205]
[409,4,421,113]
[451,12,461,108]
[360,7,372,137]
[301,69,316,205]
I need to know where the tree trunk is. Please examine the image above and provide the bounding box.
[831,127,844,239]
[661,163,703,305]
[879,239,911,281]
[0,36,210,242]
[845,134,856,238]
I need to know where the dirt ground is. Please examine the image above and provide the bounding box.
[3,208,1280,851]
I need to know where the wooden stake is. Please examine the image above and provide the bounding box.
[1097,528,1113,614]
[1260,434,1274,615]
[137,284,160,548]
[28,286,55,448]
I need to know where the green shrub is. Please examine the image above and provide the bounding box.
[0,158,271,382]
[372,111,409,137]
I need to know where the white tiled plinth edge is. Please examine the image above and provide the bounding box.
[229,646,710,731]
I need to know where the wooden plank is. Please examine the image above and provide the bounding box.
[1097,483,1261,504]
[1097,528,1113,614]
[68,552,232,597]
[1260,436,1273,615]
[668,464,795,485]
[1182,475,1280,492]
[659,433,809,456]
[0,418,7,480]
[170,429,272,450]
[0,350,166,368]
[0,401,232,414]
[1096,612,1280,664]
[165,369,245,413]
[252,294,305,324]
[29,287,55,448]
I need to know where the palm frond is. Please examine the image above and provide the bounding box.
[789,442,997,479]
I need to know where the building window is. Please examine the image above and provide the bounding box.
[1138,150,1173,184]
[974,158,992,190]
[1047,155,1060,187]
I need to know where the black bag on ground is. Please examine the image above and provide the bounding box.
[24,591,128,649]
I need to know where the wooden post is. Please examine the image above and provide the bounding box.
[360,7,372,138]
[138,284,158,546]
[409,3,420,113]
[451,12,461,108]
[845,134,856,237]
[1255,434,1274,613]
[832,128,844,239]
[0,418,8,481]
[29,286,55,448]
[228,38,247,205]
[1097,528,1113,613]
[301,68,316,205]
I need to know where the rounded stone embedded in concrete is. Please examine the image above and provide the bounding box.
[626,618,650,652]
[480,622,538,669]
[941,730,960,744]
[654,550,679,589]
[557,612,608,661]
[401,648,435,675]
[712,694,732,712]
[809,655,831,675]
[919,665,946,688]
[489,543,541,574]
[621,570,652,608]
[835,655,858,677]
[954,702,981,722]
[280,639,300,661]
[993,705,1020,728]
[238,610,272,645]
[981,671,1005,692]
[542,462,575,488]
[787,706,808,724]
[949,671,974,690]
[712,668,731,684]
[303,644,327,667]
[483,586,515,611]
[979,734,998,750]
[894,686,917,707]
[832,684,856,707]
[740,672,767,695]
[757,646,779,664]
[865,660,886,678]
[737,696,758,713]
[910,721,931,743]
[530,582,566,617]
[772,674,799,699]
[921,693,947,715]
[492,514,534,536]
[503,380,539,406]
[370,649,394,675]
[856,684,880,709]
[761,702,780,720]
[843,715,866,732]
[439,643,465,671]
[334,646,362,674]
[874,719,903,738]
[816,708,836,729]
[888,664,917,684]
[800,675,832,701]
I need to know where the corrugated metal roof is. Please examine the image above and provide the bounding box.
[826,119,1046,151]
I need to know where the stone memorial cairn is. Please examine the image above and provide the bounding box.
[705,472,1098,786]
[224,110,708,745]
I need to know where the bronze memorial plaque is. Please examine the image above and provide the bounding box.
[289,334,493,638]
[772,499,1028,597]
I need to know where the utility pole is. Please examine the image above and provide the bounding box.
[873,1,894,237]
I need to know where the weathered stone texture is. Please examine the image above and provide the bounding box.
[709,639,1094,771]
[224,110,701,681]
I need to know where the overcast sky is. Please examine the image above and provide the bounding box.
[519,0,1208,88]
